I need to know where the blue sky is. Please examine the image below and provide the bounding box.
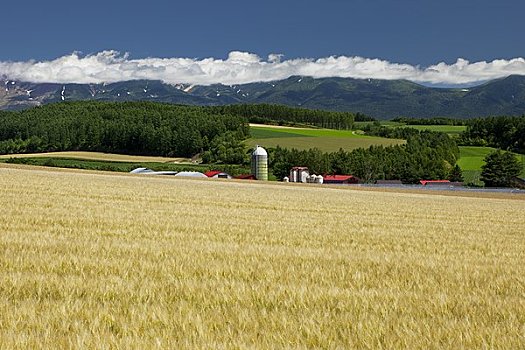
[2,0,524,85]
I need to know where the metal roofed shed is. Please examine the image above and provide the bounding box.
[148,171,178,176]
[323,175,359,184]
[375,180,403,185]
[130,168,177,176]
[130,167,154,174]
[174,171,207,178]
[234,174,256,180]
[420,180,451,186]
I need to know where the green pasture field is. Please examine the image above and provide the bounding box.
[458,146,525,185]
[457,147,497,171]
[458,146,525,172]
[247,125,405,152]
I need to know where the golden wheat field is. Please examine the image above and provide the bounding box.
[0,164,524,349]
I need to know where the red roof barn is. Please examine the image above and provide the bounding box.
[419,180,451,186]
[204,170,232,179]
[323,175,359,184]
[234,174,256,180]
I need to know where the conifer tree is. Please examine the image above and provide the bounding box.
[481,150,522,187]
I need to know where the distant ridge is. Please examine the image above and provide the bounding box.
[2,75,525,119]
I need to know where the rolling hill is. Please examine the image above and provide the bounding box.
[2,75,525,119]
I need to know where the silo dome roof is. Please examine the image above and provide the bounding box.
[252,145,268,156]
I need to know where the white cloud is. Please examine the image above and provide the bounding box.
[1,50,525,86]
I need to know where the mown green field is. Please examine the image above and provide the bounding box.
[458,147,495,185]
[457,147,497,171]
[458,146,525,185]
[247,125,405,152]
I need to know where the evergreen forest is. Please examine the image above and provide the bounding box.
[0,101,249,157]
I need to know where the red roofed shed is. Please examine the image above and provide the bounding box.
[420,180,451,186]
[204,170,232,179]
[234,174,256,180]
[323,175,359,184]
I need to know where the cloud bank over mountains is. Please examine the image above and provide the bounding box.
[1,50,525,86]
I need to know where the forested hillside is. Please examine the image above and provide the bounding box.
[0,101,248,157]
[3,75,525,119]
[0,101,361,157]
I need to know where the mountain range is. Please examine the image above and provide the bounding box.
[2,75,525,119]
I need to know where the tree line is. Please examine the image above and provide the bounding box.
[0,101,249,157]
[391,117,466,126]
[208,104,361,129]
[361,123,415,139]
[459,116,525,153]
[391,115,525,154]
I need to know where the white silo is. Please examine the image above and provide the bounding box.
[251,145,268,181]
[290,169,297,182]
[300,170,308,183]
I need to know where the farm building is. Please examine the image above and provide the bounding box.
[376,180,403,185]
[420,180,451,186]
[419,180,464,187]
[174,171,207,178]
[204,170,232,179]
[130,167,154,174]
[129,168,178,176]
[234,174,256,180]
[323,175,359,184]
